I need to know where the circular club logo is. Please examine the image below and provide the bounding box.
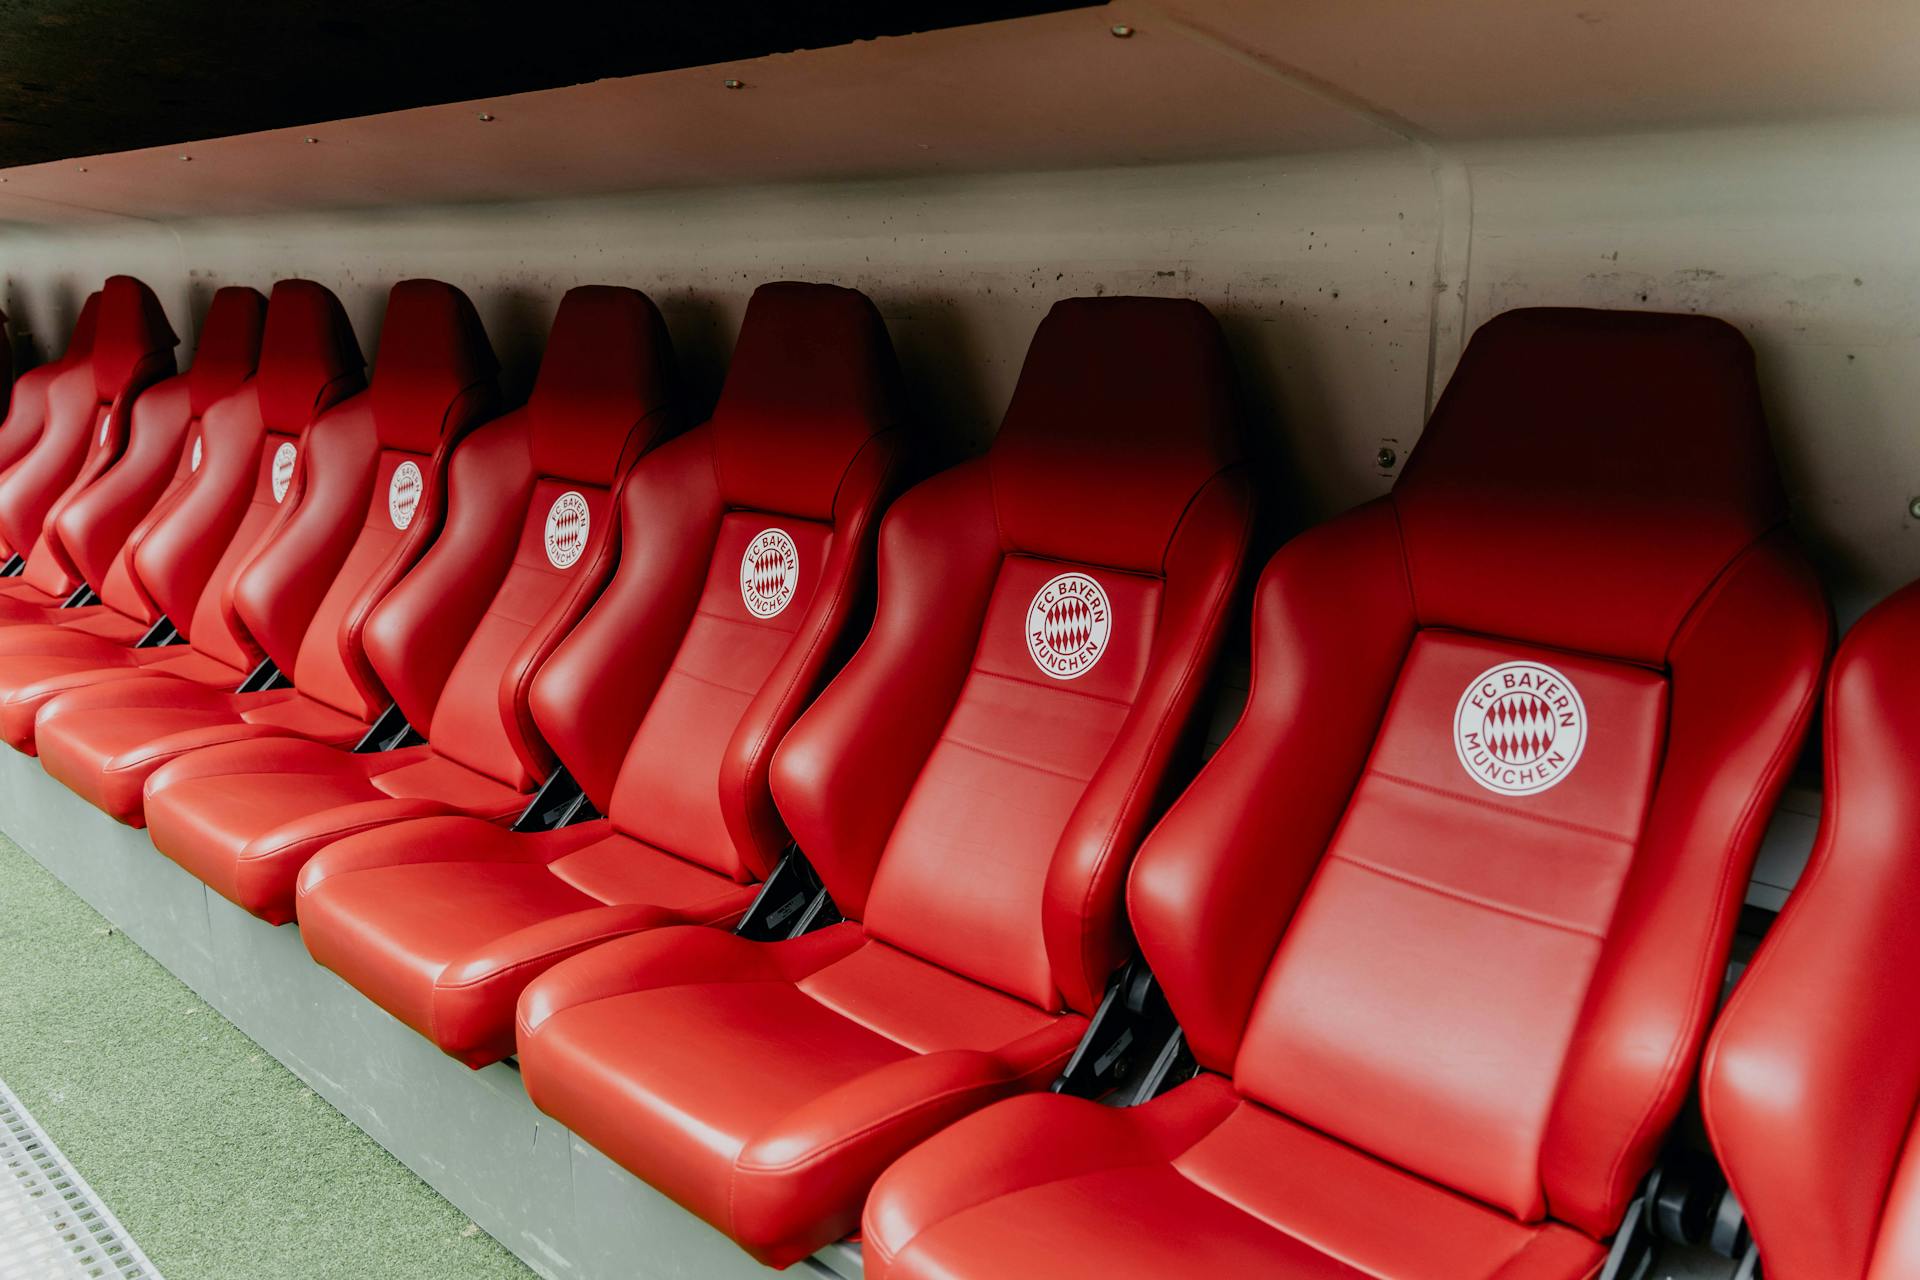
[544,491,590,569]
[270,441,297,503]
[189,436,203,473]
[1453,661,1588,797]
[740,528,799,619]
[388,461,423,530]
[1026,572,1111,681]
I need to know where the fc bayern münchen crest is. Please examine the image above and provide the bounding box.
[740,528,799,618]
[1026,572,1111,680]
[388,461,423,530]
[1452,660,1588,796]
[544,491,590,569]
[271,441,297,503]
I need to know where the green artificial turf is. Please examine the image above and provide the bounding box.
[0,830,535,1280]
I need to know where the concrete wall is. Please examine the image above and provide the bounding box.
[3,113,1918,621]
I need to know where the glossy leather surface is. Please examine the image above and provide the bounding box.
[38,280,495,822]
[863,308,1829,1279]
[140,286,674,922]
[0,288,262,629]
[866,1076,1607,1280]
[295,282,906,1067]
[0,279,175,569]
[0,280,359,754]
[516,296,1254,1266]
[0,298,99,480]
[1702,579,1920,1280]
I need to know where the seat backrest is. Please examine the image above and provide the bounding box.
[1700,579,1920,1280]
[1127,308,1829,1238]
[0,279,175,561]
[0,292,97,478]
[37,286,265,611]
[529,282,906,882]
[771,296,1255,1015]
[231,279,498,720]
[130,279,363,669]
[362,285,677,791]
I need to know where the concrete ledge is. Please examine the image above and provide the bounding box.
[0,748,861,1280]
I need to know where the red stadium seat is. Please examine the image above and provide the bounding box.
[0,279,359,753]
[858,309,1830,1280]
[0,293,98,479]
[0,286,263,632]
[293,281,907,1069]
[138,285,677,924]
[513,296,1256,1268]
[0,278,176,568]
[36,279,498,822]
[1701,580,1920,1280]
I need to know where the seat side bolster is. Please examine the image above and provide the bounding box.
[769,463,1003,921]
[1127,499,1416,1072]
[1543,530,1830,1237]
[1701,578,1920,1280]
[1042,465,1256,1015]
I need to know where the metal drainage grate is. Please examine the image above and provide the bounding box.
[0,1076,162,1279]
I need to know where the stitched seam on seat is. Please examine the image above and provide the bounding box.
[965,663,1135,709]
[939,733,1094,786]
[1367,769,1637,844]
[1331,853,1608,940]
[661,662,759,699]
[733,1076,1011,1175]
[1168,1161,1385,1280]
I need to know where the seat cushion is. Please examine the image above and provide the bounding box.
[864,1074,1607,1280]
[294,816,757,1066]
[0,641,241,753]
[37,675,369,825]
[515,923,1083,1268]
[141,737,527,923]
[0,579,68,626]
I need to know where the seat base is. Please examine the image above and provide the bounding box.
[517,922,1085,1268]
[37,675,368,824]
[142,737,527,923]
[864,1073,1608,1280]
[294,816,758,1067]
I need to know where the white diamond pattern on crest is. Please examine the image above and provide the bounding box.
[270,441,297,503]
[0,1075,162,1278]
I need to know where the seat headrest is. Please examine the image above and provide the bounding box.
[1392,307,1789,663]
[987,296,1244,573]
[527,285,676,485]
[704,282,902,520]
[187,287,267,415]
[90,275,178,400]
[255,279,365,434]
[61,292,101,364]
[367,279,499,454]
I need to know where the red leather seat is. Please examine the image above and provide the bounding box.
[0,286,263,634]
[0,280,362,753]
[140,285,678,925]
[1701,581,1920,1280]
[293,282,906,1068]
[37,279,498,823]
[515,296,1257,1268]
[859,309,1831,1280]
[0,278,176,570]
[0,293,98,483]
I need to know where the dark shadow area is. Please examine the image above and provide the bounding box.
[0,2,1098,168]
